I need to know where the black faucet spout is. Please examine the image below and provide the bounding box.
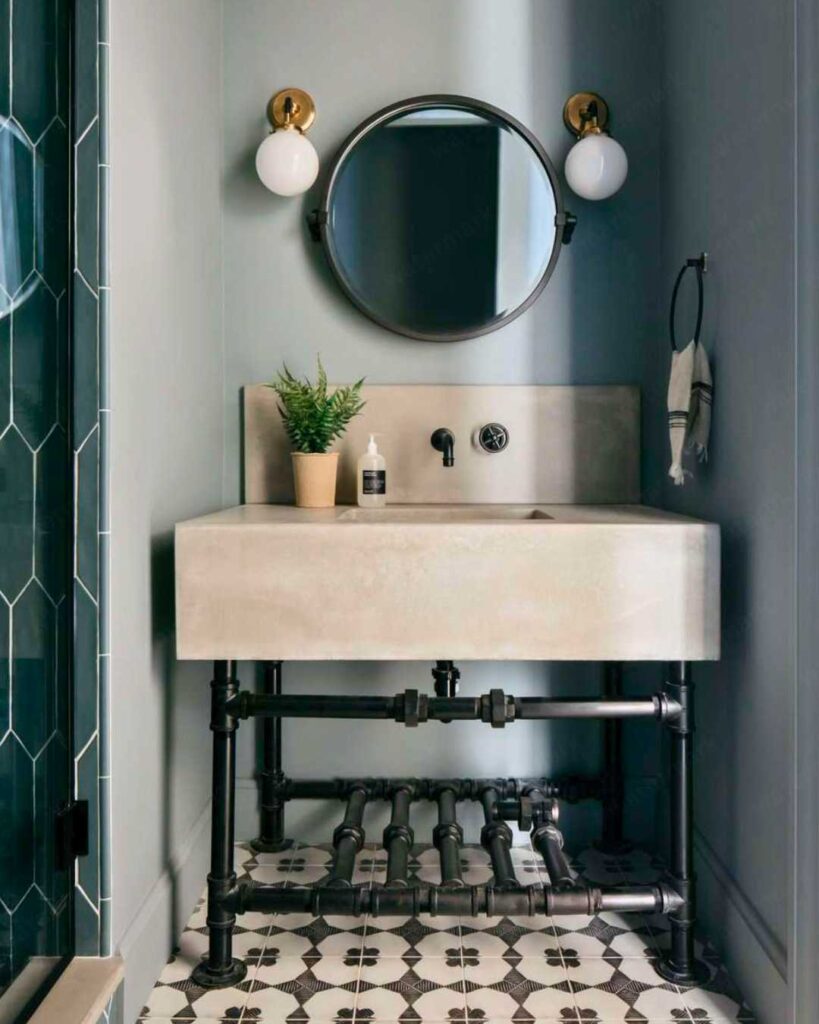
[431,428,455,467]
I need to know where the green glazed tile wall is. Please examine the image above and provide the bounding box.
[72,0,111,957]
[0,0,110,993]
[0,0,74,991]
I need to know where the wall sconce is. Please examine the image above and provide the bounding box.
[255,87,319,197]
[562,92,628,201]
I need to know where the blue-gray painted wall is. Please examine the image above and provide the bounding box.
[652,3,796,1020]
[220,0,665,852]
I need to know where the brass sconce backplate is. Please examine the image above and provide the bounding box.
[563,91,610,136]
[267,87,316,131]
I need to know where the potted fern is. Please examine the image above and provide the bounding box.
[267,358,365,508]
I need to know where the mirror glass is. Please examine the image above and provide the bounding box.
[321,99,563,341]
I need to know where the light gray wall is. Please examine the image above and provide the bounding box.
[221,0,664,848]
[793,3,819,1020]
[654,3,795,1020]
[108,2,224,1020]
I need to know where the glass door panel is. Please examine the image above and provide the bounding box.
[0,0,74,1017]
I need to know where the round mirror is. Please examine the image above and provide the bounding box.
[314,96,568,342]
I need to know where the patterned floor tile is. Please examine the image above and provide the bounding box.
[136,1019,226,1024]
[266,914,368,960]
[552,910,655,961]
[464,958,572,1020]
[244,958,359,1021]
[356,960,466,1021]
[363,913,462,959]
[141,842,755,1023]
[460,915,554,952]
[678,976,757,1021]
[281,865,372,888]
[140,974,253,1020]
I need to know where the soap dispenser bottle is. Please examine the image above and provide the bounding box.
[357,434,387,508]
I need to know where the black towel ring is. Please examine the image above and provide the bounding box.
[669,252,707,352]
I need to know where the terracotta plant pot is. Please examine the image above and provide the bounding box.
[291,452,339,508]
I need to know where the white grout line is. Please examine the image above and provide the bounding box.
[7,115,33,149]
[9,882,36,916]
[74,727,98,766]
[74,265,98,299]
[33,113,61,149]
[76,879,100,918]
[74,113,98,150]
[31,729,58,762]
[8,727,34,760]
[33,420,58,454]
[16,422,36,455]
[33,268,64,302]
[75,420,99,454]
[75,574,98,608]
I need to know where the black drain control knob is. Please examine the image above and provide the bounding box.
[478,422,510,453]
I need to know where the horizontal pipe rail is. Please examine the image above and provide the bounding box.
[276,776,603,803]
[518,699,663,719]
[231,881,684,918]
[279,776,604,803]
[229,691,678,725]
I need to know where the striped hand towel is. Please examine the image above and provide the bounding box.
[667,339,713,485]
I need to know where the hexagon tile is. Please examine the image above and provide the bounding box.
[69,0,112,965]
[0,0,111,1005]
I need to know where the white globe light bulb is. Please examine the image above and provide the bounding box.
[255,129,319,197]
[564,133,628,201]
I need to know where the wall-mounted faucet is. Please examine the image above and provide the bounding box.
[430,428,455,467]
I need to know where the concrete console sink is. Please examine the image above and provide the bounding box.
[175,503,720,662]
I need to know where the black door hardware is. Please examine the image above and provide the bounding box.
[55,801,89,871]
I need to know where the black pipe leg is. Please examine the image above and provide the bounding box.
[251,661,292,853]
[192,661,248,989]
[598,662,631,854]
[657,662,708,986]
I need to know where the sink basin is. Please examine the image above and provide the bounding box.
[337,505,553,523]
[175,503,720,662]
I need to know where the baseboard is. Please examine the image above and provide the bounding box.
[116,801,211,1024]
[694,827,787,1023]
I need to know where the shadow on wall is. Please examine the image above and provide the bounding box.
[151,532,183,942]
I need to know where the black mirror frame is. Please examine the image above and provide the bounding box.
[308,94,573,343]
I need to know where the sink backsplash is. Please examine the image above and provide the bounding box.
[243,384,640,505]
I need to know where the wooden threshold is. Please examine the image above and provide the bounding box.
[29,957,124,1024]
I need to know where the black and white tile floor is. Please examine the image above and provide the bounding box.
[139,841,755,1023]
